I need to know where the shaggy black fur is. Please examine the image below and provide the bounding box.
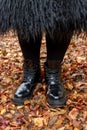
[0,0,87,39]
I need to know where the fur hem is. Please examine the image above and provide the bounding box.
[0,0,87,39]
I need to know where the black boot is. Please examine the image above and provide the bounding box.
[13,60,41,105]
[44,61,66,107]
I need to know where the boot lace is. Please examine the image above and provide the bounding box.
[45,68,62,91]
[23,68,36,82]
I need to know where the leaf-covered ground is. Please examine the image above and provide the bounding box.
[0,31,87,130]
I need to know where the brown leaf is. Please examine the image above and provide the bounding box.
[48,115,58,127]
[69,108,79,120]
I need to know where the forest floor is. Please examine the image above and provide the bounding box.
[0,31,87,130]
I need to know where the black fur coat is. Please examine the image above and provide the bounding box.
[0,0,87,39]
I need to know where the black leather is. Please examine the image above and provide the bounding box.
[12,60,41,105]
[44,62,66,107]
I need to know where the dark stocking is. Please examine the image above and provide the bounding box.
[17,33,42,64]
[46,31,73,63]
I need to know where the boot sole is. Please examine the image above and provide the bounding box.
[12,94,33,105]
[47,96,67,108]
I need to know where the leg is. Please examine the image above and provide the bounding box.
[46,31,73,62]
[45,31,73,107]
[12,33,42,105]
[18,33,42,64]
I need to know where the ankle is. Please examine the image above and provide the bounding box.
[46,60,61,69]
[23,59,40,69]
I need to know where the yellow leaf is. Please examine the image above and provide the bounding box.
[33,117,44,127]
[0,109,6,115]
[74,128,79,130]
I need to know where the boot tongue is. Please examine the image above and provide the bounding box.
[47,60,61,69]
